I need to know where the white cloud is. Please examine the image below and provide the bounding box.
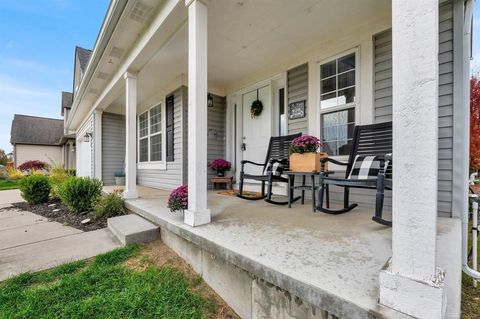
[0,75,57,98]
[1,57,68,75]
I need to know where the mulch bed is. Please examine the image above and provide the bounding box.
[10,200,107,232]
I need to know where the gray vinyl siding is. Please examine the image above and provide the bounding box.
[437,1,454,216]
[137,87,184,190]
[373,30,393,123]
[136,86,226,190]
[182,89,227,187]
[102,113,126,185]
[207,95,227,187]
[373,1,454,216]
[287,63,308,134]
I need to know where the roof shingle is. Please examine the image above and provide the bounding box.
[76,46,92,73]
[10,114,64,146]
[61,91,73,115]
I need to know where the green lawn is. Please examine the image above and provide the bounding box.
[0,245,218,319]
[0,180,19,191]
[461,226,480,318]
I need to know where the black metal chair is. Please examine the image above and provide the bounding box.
[238,133,301,205]
[316,122,393,226]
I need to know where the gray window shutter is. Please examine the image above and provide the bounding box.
[166,95,174,162]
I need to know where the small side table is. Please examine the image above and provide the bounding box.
[286,171,333,212]
[210,176,234,191]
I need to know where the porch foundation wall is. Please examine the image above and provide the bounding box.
[159,226,337,319]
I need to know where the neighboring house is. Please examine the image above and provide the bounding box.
[64,1,474,318]
[10,92,77,169]
[9,76,79,169]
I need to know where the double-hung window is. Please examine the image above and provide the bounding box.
[319,51,357,156]
[138,104,163,166]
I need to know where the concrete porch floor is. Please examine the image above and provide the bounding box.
[105,185,461,318]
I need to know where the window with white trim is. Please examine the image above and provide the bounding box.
[138,104,163,163]
[319,51,357,156]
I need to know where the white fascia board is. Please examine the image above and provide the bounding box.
[89,0,185,117]
[66,0,127,131]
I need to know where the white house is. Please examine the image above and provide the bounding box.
[64,0,475,318]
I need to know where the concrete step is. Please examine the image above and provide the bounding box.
[107,214,159,246]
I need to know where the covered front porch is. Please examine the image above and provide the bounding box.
[71,0,471,316]
[105,186,461,319]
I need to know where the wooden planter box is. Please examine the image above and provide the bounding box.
[289,152,328,172]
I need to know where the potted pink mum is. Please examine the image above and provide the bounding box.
[168,185,188,213]
[289,135,327,172]
[210,159,231,177]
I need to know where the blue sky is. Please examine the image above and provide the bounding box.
[0,0,109,153]
[0,1,478,154]
[473,1,480,76]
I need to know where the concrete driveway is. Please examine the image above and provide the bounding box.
[0,190,121,281]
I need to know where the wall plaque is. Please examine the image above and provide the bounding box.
[288,100,306,120]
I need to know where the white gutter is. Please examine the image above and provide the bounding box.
[66,0,128,132]
[462,0,479,280]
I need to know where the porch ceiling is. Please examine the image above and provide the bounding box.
[208,0,391,91]
[104,0,391,113]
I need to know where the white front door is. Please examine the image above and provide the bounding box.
[241,85,272,177]
[77,137,92,177]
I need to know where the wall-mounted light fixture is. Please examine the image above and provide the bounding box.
[83,133,92,143]
[207,93,214,108]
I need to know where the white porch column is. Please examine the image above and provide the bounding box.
[93,110,102,179]
[184,0,211,227]
[124,72,138,199]
[379,1,446,318]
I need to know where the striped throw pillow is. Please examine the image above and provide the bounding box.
[348,155,390,180]
[265,158,287,176]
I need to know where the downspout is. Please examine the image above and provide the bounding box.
[462,0,479,280]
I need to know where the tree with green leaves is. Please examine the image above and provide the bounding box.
[0,149,8,166]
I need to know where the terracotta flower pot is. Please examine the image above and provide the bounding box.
[289,152,328,172]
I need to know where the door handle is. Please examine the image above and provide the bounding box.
[241,143,246,151]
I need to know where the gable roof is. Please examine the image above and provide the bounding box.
[10,114,64,146]
[75,46,92,73]
[61,91,73,115]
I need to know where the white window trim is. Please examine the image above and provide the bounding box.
[316,47,360,160]
[137,100,167,170]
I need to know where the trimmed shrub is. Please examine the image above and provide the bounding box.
[18,160,47,172]
[19,175,51,204]
[58,177,103,213]
[48,165,69,200]
[94,190,125,218]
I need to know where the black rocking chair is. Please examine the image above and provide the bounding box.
[238,133,301,205]
[316,121,393,226]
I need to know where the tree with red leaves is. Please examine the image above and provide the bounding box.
[18,160,47,172]
[470,76,480,171]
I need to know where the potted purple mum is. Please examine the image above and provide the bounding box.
[289,135,327,172]
[168,185,188,213]
[210,159,231,177]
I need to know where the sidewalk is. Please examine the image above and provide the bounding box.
[0,190,121,281]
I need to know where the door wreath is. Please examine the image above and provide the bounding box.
[250,89,263,118]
